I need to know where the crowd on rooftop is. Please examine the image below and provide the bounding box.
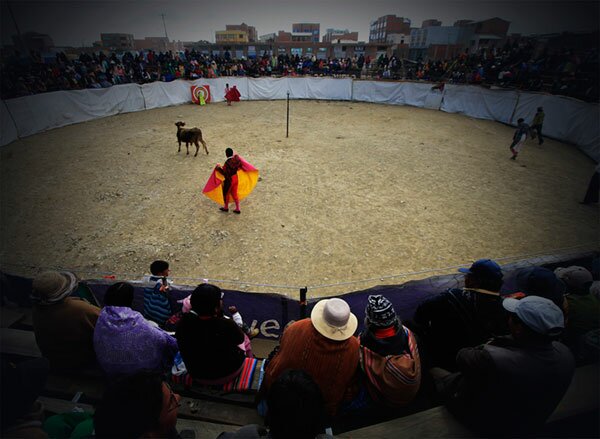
[2,255,598,437]
[1,35,598,101]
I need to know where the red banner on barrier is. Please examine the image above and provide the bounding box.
[191,85,211,105]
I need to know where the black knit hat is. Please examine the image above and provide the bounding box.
[365,295,397,328]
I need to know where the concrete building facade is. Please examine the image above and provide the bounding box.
[322,29,359,43]
[369,15,411,43]
[292,23,320,42]
[100,33,135,51]
[226,23,257,42]
[421,19,442,28]
[215,30,249,43]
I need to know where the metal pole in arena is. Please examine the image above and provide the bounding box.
[299,287,307,319]
[286,91,290,138]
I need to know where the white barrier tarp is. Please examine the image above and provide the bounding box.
[287,77,352,100]
[141,80,193,109]
[352,81,403,104]
[1,100,18,146]
[441,85,518,124]
[352,80,442,109]
[248,77,290,100]
[5,84,144,138]
[512,93,599,162]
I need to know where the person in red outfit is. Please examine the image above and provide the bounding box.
[224,85,241,105]
[215,148,243,213]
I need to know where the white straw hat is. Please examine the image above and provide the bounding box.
[310,298,358,341]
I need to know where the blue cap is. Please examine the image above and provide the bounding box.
[502,295,564,336]
[515,267,566,308]
[458,259,503,280]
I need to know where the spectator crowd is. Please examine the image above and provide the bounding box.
[1,35,598,102]
[2,255,598,438]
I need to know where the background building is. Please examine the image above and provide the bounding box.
[322,28,358,43]
[133,36,183,52]
[292,23,320,42]
[259,33,276,42]
[215,30,249,43]
[369,15,411,43]
[409,17,511,60]
[100,33,134,51]
[421,19,442,28]
[226,23,257,42]
[11,31,55,52]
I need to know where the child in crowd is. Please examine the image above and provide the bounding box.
[179,288,259,338]
[142,260,173,327]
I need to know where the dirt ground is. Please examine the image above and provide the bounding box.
[0,100,597,296]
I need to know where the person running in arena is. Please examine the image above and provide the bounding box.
[529,107,545,145]
[510,118,530,160]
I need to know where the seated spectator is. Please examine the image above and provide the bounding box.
[261,298,359,416]
[515,266,568,315]
[359,295,421,407]
[412,259,507,371]
[94,371,181,439]
[554,266,599,362]
[1,358,49,439]
[143,260,173,327]
[31,271,100,370]
[433,296,575,436]
[175,283,249,384]
[93,282,178,377]
[219,369,331,439]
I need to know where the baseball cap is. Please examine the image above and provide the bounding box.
[502,295,564,336]
[554,266,593,292]
[458,259,503,280]
[515,267,566,308]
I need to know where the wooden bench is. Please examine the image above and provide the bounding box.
[0,327,41,357]
[547,362,599,423]
[337,405,474,438]
[38,396,243,436]
[0,307,25,328]
[339,363,599,438]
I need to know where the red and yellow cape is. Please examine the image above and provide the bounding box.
[202,156,259,205]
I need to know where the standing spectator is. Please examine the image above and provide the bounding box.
[261,298,359,416]
[433,296,575,436]
[143,260,173,327]
[94,371,181,439]
[359,295,421,407]
[412,259,506,371]
[530,106,545,145]
[175,284,248,384]
[94,282,178,377]
[510,118,530,160]
[31,271,100,370]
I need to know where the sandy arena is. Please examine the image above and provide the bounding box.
[0,100,597,296]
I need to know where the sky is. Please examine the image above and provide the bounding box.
[1,0,599,47]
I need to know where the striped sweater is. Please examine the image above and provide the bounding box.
[143,277,172,326]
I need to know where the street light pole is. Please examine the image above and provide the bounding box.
[161,13,169,39]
